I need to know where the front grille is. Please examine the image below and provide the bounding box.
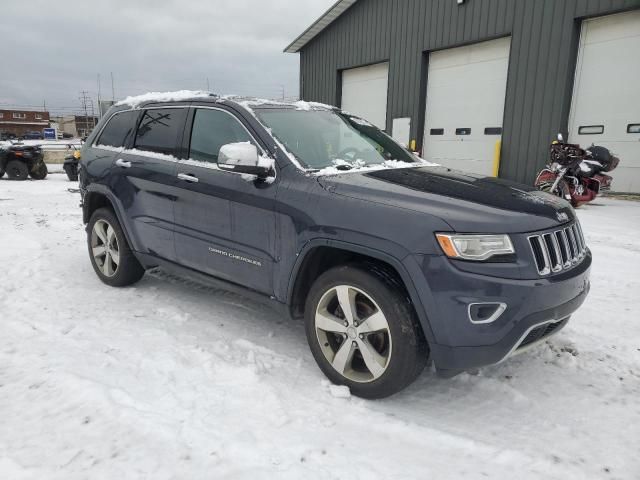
[528,221,587,275]
[517,318,568,350]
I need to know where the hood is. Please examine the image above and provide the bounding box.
[317,166,575,233]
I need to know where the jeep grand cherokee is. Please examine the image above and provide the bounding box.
[78,92,591,398]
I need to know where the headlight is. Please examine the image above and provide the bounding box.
[435,233,514,261]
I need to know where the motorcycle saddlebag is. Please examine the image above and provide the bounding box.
[589,146,620,172]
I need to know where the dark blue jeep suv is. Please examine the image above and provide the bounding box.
[79,92,591,398]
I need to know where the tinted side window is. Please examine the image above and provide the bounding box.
[96,111,139,147]
[134,108,187,155]
[189,109,255,163]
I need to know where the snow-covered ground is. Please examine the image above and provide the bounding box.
[1,173,638,479]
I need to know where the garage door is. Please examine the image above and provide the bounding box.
[568,10,640,193]
[423,37,511,176]
[341,62,389,130]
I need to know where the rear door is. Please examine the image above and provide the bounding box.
[111,106,188,262]
[87,109,139,186]
[173,106,278,295]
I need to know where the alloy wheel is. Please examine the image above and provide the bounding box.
[91,219,120,277]
[314,285,392,383]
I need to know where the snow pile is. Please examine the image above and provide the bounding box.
[1,178,639,478]
[348,116,374,127]
[224,96,334,112]
[292,100,335,111]
[314,158,430,176]
[115,90,213,108]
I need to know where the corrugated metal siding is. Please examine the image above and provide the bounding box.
[298,0,640,183]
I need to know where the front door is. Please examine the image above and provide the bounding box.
[173,106,278,295]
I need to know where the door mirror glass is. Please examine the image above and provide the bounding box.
[217,143,269,177]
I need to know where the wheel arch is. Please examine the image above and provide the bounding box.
[83,185,140,252]
[287,240,436,346]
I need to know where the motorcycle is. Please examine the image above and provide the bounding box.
[63,143,81,181]
[534,134,620,208]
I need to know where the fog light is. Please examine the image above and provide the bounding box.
[468,302,507,324]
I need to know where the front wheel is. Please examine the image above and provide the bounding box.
[29,161,48,180]
[87,207,145,287]
[304,265,428,399]
[538,178,570,201]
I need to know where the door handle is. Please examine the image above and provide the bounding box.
[177,172,199,183]
[115,158,131,168]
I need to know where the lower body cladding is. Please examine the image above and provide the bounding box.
[405,252,592,376]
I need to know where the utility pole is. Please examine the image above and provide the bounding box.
[90,100,96,129]
[110,72,115,101]
[79,90,91,137]
[97,73,102,116]
[280,84,285,101]
[206,77,211,91]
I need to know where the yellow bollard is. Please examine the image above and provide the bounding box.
[492,140,502,177]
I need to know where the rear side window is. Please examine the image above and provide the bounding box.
[96,111,139,148]
[189,109,255,163]
[134,108,187,155]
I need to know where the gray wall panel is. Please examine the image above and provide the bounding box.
[297,0,640,183]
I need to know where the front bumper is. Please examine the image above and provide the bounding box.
[406,251,591,373]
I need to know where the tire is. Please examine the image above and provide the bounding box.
[87,207,145,287]
[64,164,79,181]
[5,160,29,180]
[29,162,48,180]
[0,168,5,178]
[304,264,428,399]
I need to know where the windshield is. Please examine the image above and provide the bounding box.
[254,108,418,170]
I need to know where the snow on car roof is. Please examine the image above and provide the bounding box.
[115,90,216,108]
[221,95,335,111]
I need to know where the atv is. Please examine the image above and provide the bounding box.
[0,143,48,180]
[63,144,81,181]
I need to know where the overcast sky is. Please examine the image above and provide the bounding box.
[0,0,333,115]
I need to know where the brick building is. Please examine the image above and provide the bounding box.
[0,109,50,138]
[50,115,99,138]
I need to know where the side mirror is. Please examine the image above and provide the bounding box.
[557,133,564,143]
[217,143,270,178]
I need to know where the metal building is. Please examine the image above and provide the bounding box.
[285,0,640,192]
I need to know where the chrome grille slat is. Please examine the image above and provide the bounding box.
[566,227,578,263]
[571,224,582,257]
[529,221,588,276]
[559,230,572,267]
[548,233,563,272]
[576,223,586,256]
[576,222,586,253]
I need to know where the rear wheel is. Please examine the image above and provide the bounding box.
[87,207,145,287]
[305,264,428,399]
[29,161,48,180]
[64,163,79,181]
[5,160,28,180]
